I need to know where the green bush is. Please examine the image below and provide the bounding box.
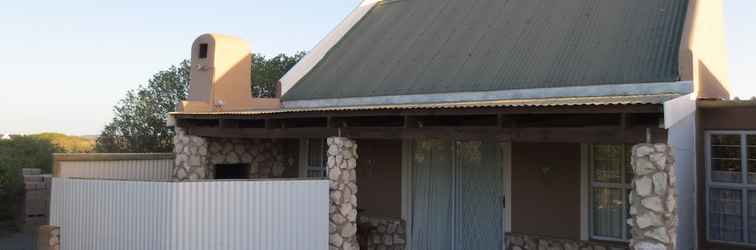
[0,136,58,197]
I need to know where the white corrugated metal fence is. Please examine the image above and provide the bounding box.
[50,178,329,250]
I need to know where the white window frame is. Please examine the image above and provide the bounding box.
[584,144,633,242]
[299,138,327,178]
[705,130,756,247]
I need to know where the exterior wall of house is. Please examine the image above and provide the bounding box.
[356,139,402,219]
[697,106,756,250]
[173,128,298,180]
[679,0,731,99]
[511,142,582,240]
[664,94,698,250]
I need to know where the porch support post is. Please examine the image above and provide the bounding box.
[327,137,359,250]
[629,143,677,250]
[173,127,210,181]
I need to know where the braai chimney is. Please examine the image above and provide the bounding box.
[178,34,280,112]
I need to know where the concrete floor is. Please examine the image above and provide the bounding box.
[0,223,38,250]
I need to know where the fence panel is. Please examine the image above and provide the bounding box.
[50,178,329,250]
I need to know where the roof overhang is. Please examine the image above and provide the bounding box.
[282,81,692,109]
[698,99,756,109]
[170,93,677,119]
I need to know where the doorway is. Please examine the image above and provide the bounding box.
[409,139,504,250]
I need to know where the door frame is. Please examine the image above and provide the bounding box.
[401,139,512,250]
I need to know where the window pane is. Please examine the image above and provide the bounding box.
[308,138,324,168]
[711,135,742,183]
[750,191,756,243]
[307,169,325,178]
[593,145,623,183]
[710,188,743,242]
[593,187,624,239]
[749,135,756,184]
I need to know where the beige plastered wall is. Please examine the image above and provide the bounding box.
[679,0,731,99]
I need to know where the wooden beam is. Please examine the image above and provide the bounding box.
[187,126,666,143]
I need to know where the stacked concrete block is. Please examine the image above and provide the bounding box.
[22,168,51,225]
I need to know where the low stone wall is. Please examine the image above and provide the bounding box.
[629,143,676,250]
[173,128,296,180]
[358,216,406,250]
[38,225,60,250]
[506,233,627,250]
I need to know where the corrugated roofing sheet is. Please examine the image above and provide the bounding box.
[282,0,689,101]
[172,94,677,117]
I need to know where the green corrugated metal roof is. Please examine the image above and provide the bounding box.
[173,94,677,117]
[283,0,689,101]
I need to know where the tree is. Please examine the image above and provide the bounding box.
[96,60,191,153]
[33,133,95,153]
[96,52,304,153]
[251,52,306,97]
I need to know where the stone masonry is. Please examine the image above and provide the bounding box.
[358,216,406,250]
[506,233,627,250]
[328,137,359,250]
[174,128,209,180]
[628,143,676,250]
[207,138,293,178]
[173,127,295,181]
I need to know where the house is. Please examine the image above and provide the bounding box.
[697,100,756,250]
[45,0,735,250]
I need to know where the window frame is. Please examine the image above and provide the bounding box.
[587,144,633,242]
[705,130,756,246]
[299,138,327,178]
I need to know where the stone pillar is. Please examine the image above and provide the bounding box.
[629,143,677,250]
[173,127,209,180]
[327,137,359,250]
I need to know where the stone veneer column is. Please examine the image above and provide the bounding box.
[327,137,359,250]
[628,143,677,250]
[173,127,209,180]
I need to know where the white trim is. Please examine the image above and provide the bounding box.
[704,130,756,247]
[580,144,590,241]
[283,81,693,108]
[663,93,697,129]
[279,0,381,95]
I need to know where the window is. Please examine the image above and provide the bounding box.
[198,43,208,59]
[301,138,327,178]
[707,132,756,245]
[589,144,633,241]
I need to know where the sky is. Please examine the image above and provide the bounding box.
[0,0,753,136]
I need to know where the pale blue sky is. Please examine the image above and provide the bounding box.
[0,0,753,135]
